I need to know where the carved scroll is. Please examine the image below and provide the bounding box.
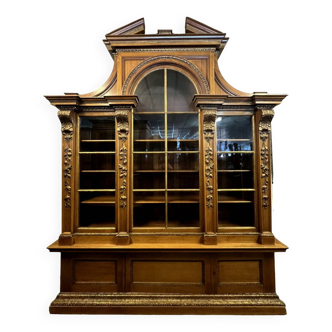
[203,109,217,209]
[116,110,129,209]
[58,111,73,209]
[259,110,274,209]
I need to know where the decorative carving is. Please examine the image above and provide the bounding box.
[116,110,130,209]
[203,110,217,209]
[50,292,285,308]
[122,55,210,94]
[117,47,216,53]
[58,111,73,209]
[259,109,274,209]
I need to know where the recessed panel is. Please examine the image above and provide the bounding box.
[74,260,117,284]
[219,261,261,283]
[132,261,203,283]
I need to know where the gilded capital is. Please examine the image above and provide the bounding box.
[258,109,275,134]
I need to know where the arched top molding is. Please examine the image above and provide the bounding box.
[122,55,210,95]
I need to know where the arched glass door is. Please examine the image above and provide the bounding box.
[132,69,200,229]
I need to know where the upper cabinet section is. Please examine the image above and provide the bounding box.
[45,18,286,110]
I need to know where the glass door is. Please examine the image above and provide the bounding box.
[216,115,256,228]
[78,116,116,229]
[133,69,199,229]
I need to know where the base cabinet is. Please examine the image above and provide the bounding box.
[51,251,285,314]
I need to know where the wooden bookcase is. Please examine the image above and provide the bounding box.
[45,17,288,315]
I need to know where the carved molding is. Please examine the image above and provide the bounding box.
[116,110,130,209]
[117,47,216,53]
[51,292,285,307]
[58,111,73,209]
[259,109,274,209]
[203,110,217,209]
[122,55,210,94]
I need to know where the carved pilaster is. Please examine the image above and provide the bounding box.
[256,108,275,245]
[115,107,131,245]
[57,110,75,245]
[202,108,218,245]
[116,109,129,210]
[58,111,73,209]
[259,110,274,209]
[203,109,217,209]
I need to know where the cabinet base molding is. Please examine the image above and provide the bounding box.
[50,292,286,315]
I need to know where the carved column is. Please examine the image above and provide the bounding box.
[57,109,76,245]
[202,107,218,245]
[255,108,275,245]
[115,107,131,245]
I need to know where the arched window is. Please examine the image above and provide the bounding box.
[132,69,200,229]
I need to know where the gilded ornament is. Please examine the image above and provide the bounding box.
[58,111,74,209]
[258,109,274,209]
[116,109,130,209]
[203,109,217,209]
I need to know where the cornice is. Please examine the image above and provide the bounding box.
[45,95,139,110]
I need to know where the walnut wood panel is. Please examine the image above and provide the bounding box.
[60,253,124,292]
[126,253,209,294]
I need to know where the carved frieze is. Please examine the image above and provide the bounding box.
[116,109,130,209]
[258,109,274,209]
[58,111,74,209]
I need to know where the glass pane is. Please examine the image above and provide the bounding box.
[80,141,115,152]
[133,192,165,227]
[134,172,165,189]
[79,192,115,227]
[134,114,165,151]
[167,70,196,112]
[216,116,252,140]
[80,172,115,190]
[218,202,254,227]
[80,117,115,140]
[218,171,254,189]
[80,154,115,171]
[217,140,252,152]
[135,70,164,112]
[168,172,199,189]
[167,153,199,171]
[167,114,199,151]
[134,153,166,171]
[217,153,253,171]
[168,203,200,227]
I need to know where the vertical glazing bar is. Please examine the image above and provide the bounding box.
[164,68,168,228]
[131,111,134,231]
[252,115,258,230]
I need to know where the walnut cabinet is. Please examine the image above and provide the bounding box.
[45,17,288,315]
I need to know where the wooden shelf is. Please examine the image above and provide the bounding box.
[81,170,116,173]
[217,170,251,172]
[217,151,254,154]
[217,139,251,141]
[79,151,116,154]
[134,139,198,142]
[81,195,115,204]
[218,200,253,203]
[81,140,115,142]
[134,170,198,173]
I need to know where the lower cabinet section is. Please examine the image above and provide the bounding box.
[60,251,275,294]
